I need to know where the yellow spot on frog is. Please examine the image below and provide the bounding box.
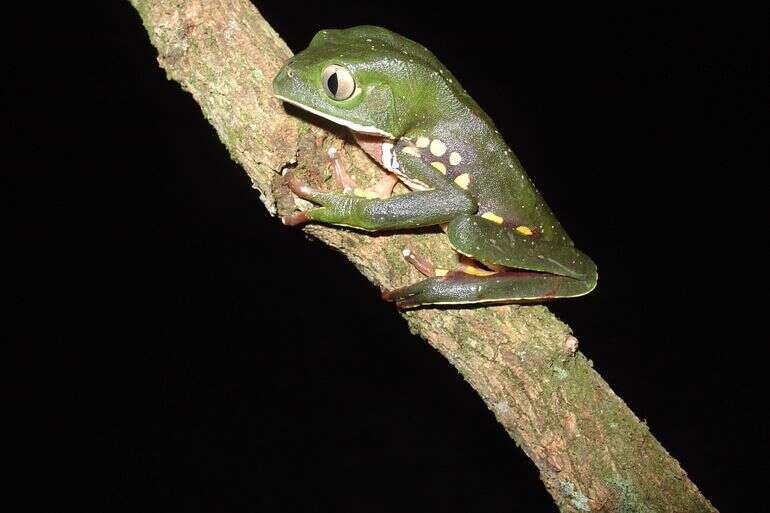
[453,173,470,190]
[434,269,449,277]
[449,151,462,165]
[481,212,504,224]
[430,161,447,174]
[462,265,497,277]
[430,139,447,157]
[415,136,430,148]
[516,225,534,236]
[353,188,380,199]
[401,146,421,157]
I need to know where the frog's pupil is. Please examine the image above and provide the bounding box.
[327,72,338,96]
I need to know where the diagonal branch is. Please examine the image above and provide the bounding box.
[129,1,717,511]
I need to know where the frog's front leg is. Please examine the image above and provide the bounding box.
[283,152,475,231]
[284,173,474,230]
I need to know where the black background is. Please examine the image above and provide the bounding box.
[4,3,766,512]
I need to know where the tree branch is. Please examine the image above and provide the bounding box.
[128,1,717,511]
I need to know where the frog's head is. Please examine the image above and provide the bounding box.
[273,26,445,139]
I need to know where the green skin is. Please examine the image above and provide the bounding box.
[273,26,597,307]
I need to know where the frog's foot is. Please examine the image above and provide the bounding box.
[281,173,322,226]
[282,171,393,226]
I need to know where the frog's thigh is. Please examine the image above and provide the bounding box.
[446,215,596,280]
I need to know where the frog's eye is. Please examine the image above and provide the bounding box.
[321,64,355,100]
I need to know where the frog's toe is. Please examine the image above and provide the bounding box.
[281,211,310,226]
[400,247,437,277]
[328,146,357,193]
[286,173,322,201]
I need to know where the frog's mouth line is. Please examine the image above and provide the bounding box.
[275,94,395,139]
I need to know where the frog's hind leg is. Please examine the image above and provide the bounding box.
[383,268,590,307]
[383,215,597,307]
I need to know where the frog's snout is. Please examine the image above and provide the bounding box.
[272,65,291,95]
[273,59,297,96]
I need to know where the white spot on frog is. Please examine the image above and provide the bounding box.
[430,139,447,156]
[415,136,430,148]
[381,142,399,171]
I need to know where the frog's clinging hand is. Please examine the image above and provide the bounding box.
[273,26,597,307]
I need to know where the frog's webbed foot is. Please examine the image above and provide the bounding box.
[281,173,323,226]
[281,170,377,227]
[281,145,402,225]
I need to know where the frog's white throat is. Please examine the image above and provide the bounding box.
[274,95,395,138]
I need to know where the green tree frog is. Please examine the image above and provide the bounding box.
[273,26,597,307]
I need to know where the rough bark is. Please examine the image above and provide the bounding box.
[128,1,717,511]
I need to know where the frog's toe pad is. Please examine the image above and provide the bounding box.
[281,211,310,226]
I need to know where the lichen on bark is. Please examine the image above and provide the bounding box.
[129,1,718,511]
